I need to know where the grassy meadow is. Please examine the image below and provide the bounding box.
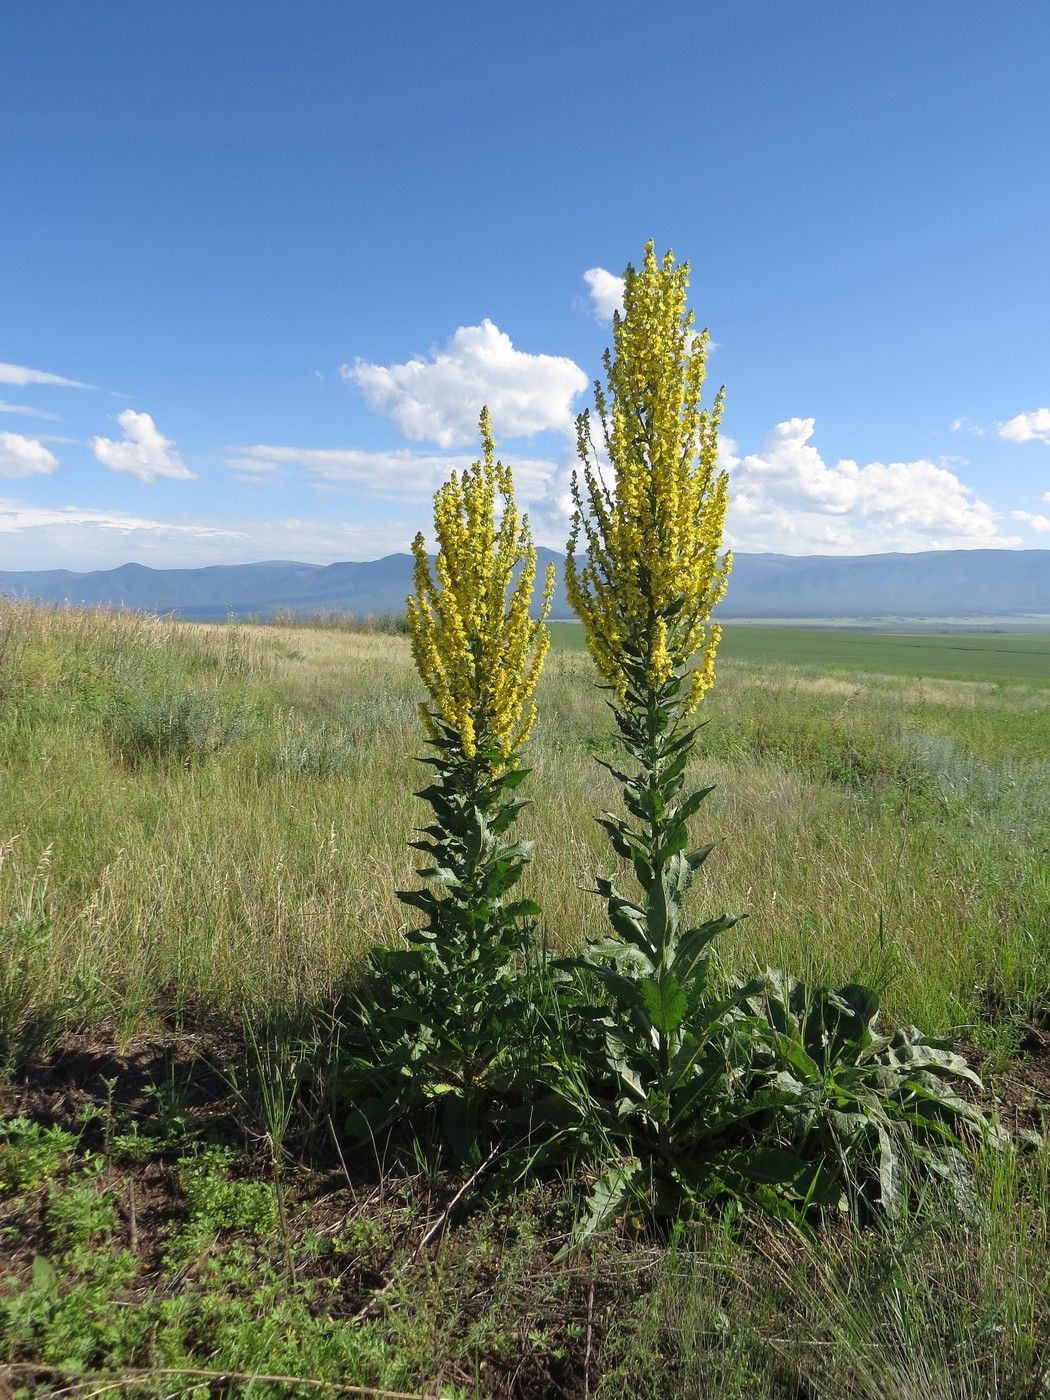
[1,597,1048,1397]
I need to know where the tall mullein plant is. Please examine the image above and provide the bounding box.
[368,408,556,1159]
[565,244,745,1209]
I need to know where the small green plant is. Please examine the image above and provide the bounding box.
[0,1117,83,1193]
[46,1175,118,1250]
[107,682,244,766]
[742,968,1011,1214]
[179,1149,280,1235]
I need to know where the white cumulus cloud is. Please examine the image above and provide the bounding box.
[719,418,1019,553]
[999,407,1050,445]
[582,268,625,322]
[342,320,588,448]
[0,432,60,479]
[0,362,92,389]
[92,410,197,482]
[1010,510,1050,534]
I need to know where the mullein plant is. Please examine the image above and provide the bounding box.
[561,242,755,1222]
[340,409,555,1162]
[561,244,1011,1228]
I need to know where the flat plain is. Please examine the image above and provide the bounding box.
[551,620,1050,682]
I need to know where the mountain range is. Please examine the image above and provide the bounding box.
[1,549,1048,622]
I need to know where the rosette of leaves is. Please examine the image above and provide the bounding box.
[735,968,1011,1216]
[332,412,555,1165]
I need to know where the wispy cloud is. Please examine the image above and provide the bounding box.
[999,407,1050,445]
[950,416,986,437]
[0,432,60,479]
[718,418,1020,553]
[226,444,471,492]
[92,410,198,482]
[0,362,93,389]
[0,499,419,571]
[0,400,61,421]
[226,442,560,505]
[0,502,238,539]
[342,320,588,448]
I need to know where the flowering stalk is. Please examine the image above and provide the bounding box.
[563,244,743,1211]
[408,406,553,767]
[356,410,555,1159]
[566,242,731,710]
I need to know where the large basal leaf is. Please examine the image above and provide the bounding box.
[731,1146,839,1205]
[876,1121,906,1215]
[881,1034,984,1090]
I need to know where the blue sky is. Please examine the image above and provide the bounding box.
[3,1,1049,571]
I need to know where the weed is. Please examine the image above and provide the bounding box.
[0,1118,82,1193]
[105,682,245,766]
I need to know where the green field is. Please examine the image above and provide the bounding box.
[551,620,1050,683]
[1,600,1047,1398]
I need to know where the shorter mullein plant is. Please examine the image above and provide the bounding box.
[338,409,555,1162]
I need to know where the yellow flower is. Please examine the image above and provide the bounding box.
[566,242,732,709]
[407,407,555,768]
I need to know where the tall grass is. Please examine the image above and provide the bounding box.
[1,597,1047,1056]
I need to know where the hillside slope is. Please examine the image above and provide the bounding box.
[2,548,1048,621]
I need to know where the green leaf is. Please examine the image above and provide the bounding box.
[671,915,736,982]
[604,891,656,956]
[876,1121,906,1215]
[594,758,639,787]
[561,1159,644,1255]
[733,1147,834,1201]
[442,1094,482,1165]
[581,963,651,1014]
[502,898,540,921]
[638,974,688,1036]
[598,817,636,861]
[672,785,717,824]
[770,1032,823,1085]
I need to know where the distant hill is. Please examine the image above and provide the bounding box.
[1,549,1048,622]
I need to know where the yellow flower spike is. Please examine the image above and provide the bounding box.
[566,241,731,709]
[408,409,554,772]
